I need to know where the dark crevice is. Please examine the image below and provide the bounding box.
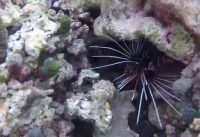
[79,3,101,31]
[86,34,186,136]
[72,117,95,137]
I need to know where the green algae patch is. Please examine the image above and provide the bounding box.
[0,75,8,84]
[0,17,5,31]
[56,15,71,35]
[43,59,61,77]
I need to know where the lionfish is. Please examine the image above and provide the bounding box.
[89,35,183,128]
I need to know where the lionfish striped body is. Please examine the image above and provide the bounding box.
[89,36,182,128]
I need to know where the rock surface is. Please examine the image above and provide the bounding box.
[0,0,200,136]
[0,79,55,136]
[65,80,115,134]
[173,77,193,94]
[62,0,101,8]
[150,0,200,38]
[93,0,196,63]
[97,90,138,137]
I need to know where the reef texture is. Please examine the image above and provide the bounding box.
[93,0,196,64]
[0,79,55,136]
[97,90,139,137]
[66,80,115,133]
[150,0,200,38]
[0,0,200,137]
[61,0,101,8]
[0,0,90,136]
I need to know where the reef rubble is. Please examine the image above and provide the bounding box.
[0,0,199,137]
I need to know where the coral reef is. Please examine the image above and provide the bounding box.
[8,0,58,59]
[61,0,101,9]
[93,0,195,63]
[97,90,139,137]
[0,79,55,136]
[0,0,199,137]
[0,17,8,63]
[0,0,21,26]
[65,80,115,134]
[0,0,90,136]
[150,0,200,38]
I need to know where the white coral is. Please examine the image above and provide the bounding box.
[2,0,60,80]
[66,80,115,133]
[190,118,200,131]
[7,0,59,58]
[0,0,21,26]
[0,79,55,136]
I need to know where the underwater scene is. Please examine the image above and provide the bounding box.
[0,0,199,137]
